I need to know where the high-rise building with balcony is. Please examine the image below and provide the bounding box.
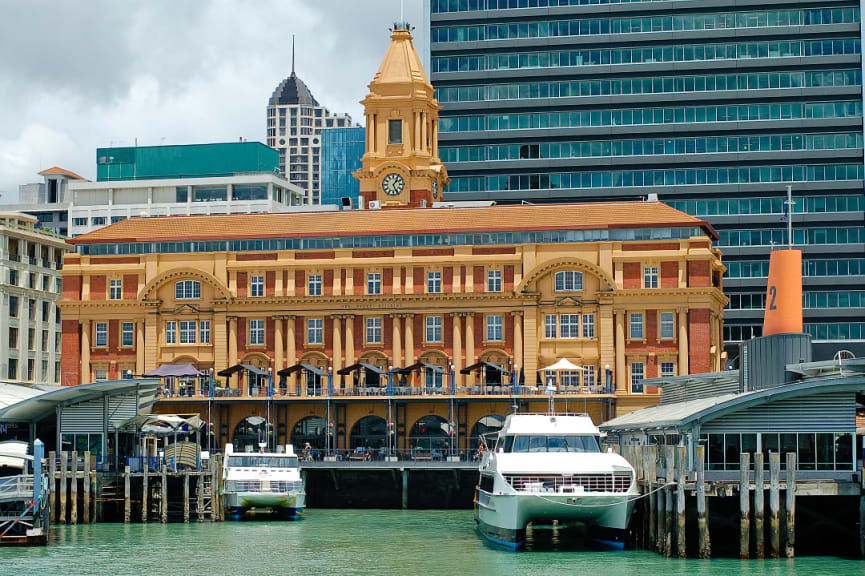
[429,0,865,359]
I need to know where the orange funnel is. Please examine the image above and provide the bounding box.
[763,249,802,336]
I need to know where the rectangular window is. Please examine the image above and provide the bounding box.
[427,271,442,293]
[661,362,676,377]
[7,358,16,380]
[426,316,442,342]
[555,270,583,291]
[166,321,177,344]
[8,327,17,348]
[631,362,645,394]
[249,319,265,345]
[28,328,35,351]
[487,269,502,292]
[583,365,596,387]
[8,269,16,286]
[559,314,580,338]
[179,321,196,344]
[486,315,503,341]
[388,119,403,144]
[660,312,675,339]
[582,313,595,338]
[250,275,264,297]
[560,370,580,387]
[308,274,322,296]
[200,320,211,344]
[630,312,644,339]
[121,322,134,347]
[544,314,557,338]
[644,266,659,288]
[8,295,17,318]
[366,317,382,344]
[109,279,122,300]
[95,322,108,347]
[94,369,107,382]
[307,318,323,344]
[367,273,381,295]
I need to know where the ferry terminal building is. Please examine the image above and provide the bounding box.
[58,25,727,455]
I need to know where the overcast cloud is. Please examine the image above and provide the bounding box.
[0,0,429,199]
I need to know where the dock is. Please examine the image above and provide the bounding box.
[0,440,48,546]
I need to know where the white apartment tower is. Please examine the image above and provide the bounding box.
[267,52,355,205]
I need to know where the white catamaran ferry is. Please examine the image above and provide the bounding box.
[475,413,637,549]
[223,443,305,520]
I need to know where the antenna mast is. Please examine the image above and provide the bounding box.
[785,185,793,249]
[291,34,295,75]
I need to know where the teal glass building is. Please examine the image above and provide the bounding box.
[430,0,865,359]
[321,127,365,208]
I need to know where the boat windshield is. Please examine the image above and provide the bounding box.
[227,455,299,468]
[499,435,600,453]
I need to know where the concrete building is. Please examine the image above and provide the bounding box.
[7,167,84,236]
[0,212,69,386]
[267,61,356,205]
[428,1,865,359]
[321,126,365,208]
[58,24,726,452]
[67,143,307,236]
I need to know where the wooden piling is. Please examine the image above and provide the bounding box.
[48,451,56,523]
[197,471,205,522]
[83,452,91,525]
[769,452,781,558]
[211,456,219,522]
[59,451,67,525]
[696,445,710,559]
[664,446,674,558]
[142,463,149,523]
[785,452,796,558]
[754,452,765,559]
[70,450,78,525]
[676,446,686,559]
[161,466,168,524]
[183,472,190,523]
[739,452,750,559]
[648,446,657,551]
[124,466,131,523]
[402,469,409,509]
[657,483,666,555]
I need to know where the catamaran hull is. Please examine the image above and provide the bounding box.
[224,491,305,519]
[475,489,634,549]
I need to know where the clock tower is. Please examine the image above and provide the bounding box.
[354,22,449,209]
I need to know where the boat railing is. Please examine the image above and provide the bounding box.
[298,447,482,464]
[224,479,303,493]
[504,472,632,494]
[125,456,177,473]
[0,475,35,500]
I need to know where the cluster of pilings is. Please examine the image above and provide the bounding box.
[46,451,96,525]
[625,446,801,558]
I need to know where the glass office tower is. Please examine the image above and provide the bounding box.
[321,126,365,208]
[430,0,865,359]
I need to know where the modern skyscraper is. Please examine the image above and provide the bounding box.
[429,0,865,359]
[267,45,356,205]
[321,126,365,208]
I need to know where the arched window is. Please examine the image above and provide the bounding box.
[291,416,326,451]
[176,280,201,300]
[554,270,583,291]
[233,416,267,452]
[469,415,505,452]
[350,416,387,450]
[409,415,452,454]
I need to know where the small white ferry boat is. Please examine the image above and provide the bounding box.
[223,443,305,520]
[474,413,636,549]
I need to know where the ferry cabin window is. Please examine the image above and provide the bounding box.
[504,435,600,453]
[227,455,299,468]
[479,474,495,493]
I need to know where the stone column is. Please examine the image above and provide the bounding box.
[274,317,284,371]
[80,320,90,385]
[391,314,402,368]
[512,311,523,376]
[344,315,355,367]
[135,322,145,376]
[615,310,626,393]
[228,317,238,367]
[451,313,462,388]
[403,314,415,367]
[678,309,689,376]
[465,313,475,386]
[213,312,228,374]
[332,316,343,376]
[286,316,297,393]
[522,307,538,388]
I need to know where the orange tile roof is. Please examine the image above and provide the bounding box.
[38,166,85,180]
[68,201,717,245]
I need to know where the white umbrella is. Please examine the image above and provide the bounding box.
[542,358,584,371]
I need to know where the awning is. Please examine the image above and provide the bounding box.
[337,362,386,376]
[278,363,327,377]
[461,361,508,375]
[120,413,204,435]
[400,362,446,375]
[143,363,203,378]
[218,364,266,377]
[542,358,584,372]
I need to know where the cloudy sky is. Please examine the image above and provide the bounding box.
[0,0,429,200]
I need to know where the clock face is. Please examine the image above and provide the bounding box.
[382,173,405,196]
[432,179,439,199]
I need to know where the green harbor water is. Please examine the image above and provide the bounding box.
[3,510,865,576]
